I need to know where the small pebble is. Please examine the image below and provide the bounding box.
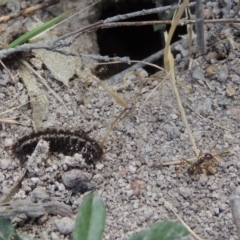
[0,159,11,170]
[54,217,74,235]
[179,186,191,199]
[95,163,104,170]
[63,94,70,102]
[203,98,212,111]
[4,138,14,147]
[217,65,228,82]
[0,172,5,182]
[129,165,136,174]
[51,232,59,240]
[62,169,92,192]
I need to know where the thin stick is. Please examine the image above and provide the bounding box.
[0,169,27,204]
[0,0,60,23]
[195,0,205,54]
[106,38,186,85]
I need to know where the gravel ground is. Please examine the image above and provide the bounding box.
[0,0,240,239]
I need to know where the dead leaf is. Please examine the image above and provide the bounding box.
[33,48,79,86]
[18,64,49,132]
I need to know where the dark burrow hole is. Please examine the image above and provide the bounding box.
[95,0,188,79]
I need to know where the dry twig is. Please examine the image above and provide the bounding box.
[0,0,60,23]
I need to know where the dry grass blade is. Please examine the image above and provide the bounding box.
[184,101,232,132]
[100,108,127,148]
[161,147,232,166]
[0,169,27,204]
[97,60,168,107]
[98,80,128,109]
[163,0,199,157]
[142,74,168,107]
[162,197,203,240]
[0,117,19,124]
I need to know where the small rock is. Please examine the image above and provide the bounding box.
[170,113,178,120]
[92,173,104,184]
[31,177,39,184]
[54,217,74,235]
[130,180,146,196]
[68,110,73,116]
[57,183,66,192]
[0,159,11,170]
[95,163,104,170]
[126,190,134,197]
[179,186,191,198]
[217,64,228,82]
[205,64,218,78]
[63,94,70,102]
[203,98,212,111]
[214,207,220,215]
[129,165,136,174]
[62,169,92,188]
[192,67,205,80]
[62,169,94,193]
[229,107,240,116]
[164,126,180,140]
[226,85,235,97]
[31,187,49,202]
[37,214,49,224]
[4,138,14,147]
[50,232,59,240]
[0,172,5,182]
[29,57,42,70]
[235,186,240,196]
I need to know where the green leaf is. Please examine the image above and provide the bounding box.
[73,194,106,240]
[128,221,189,240]
[0,217,23,240]
[6,10,71,49]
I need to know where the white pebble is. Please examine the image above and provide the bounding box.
[4,138,14,147]
[0,159,11,170]
[129,165,136,174]
[31,177,39,184]
[54,217,74,235]
[95,163,104,170]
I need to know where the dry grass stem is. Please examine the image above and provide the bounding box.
[0,170,27,204]
[100,108,127,148]
[184,101,232,132]
[0,117,19,124]
[162,147,232,166]
[164,0,199,157]
[162,197,203,240]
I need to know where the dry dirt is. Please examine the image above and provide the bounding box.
[0,0,240,240]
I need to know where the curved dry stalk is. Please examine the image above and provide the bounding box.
[164,0,199,157]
